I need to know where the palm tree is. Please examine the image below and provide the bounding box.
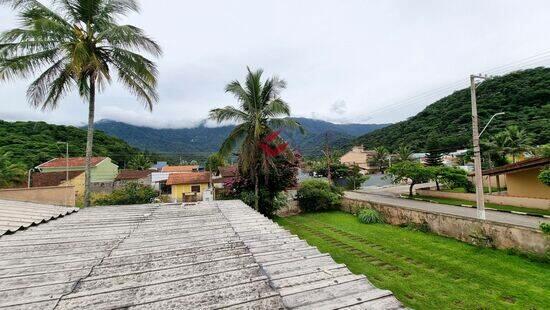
[396,145,413,162]
[502,126,532,163]
[128,153,152,170]
[0,0,161,207]
[209,68,302,211]
[0,152,26,188]
[371,146,389,173]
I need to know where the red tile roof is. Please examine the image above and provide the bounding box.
[31,171,84,187]
[37,157,106,169]
[481,157,550,176]
[212,176,235,184]
[219,165,237,177]
[115,170,152,181]
[161,165,199,173]
[166,172,211,186]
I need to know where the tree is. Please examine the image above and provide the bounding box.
[345,165,369,190]
[205,152,226,175]
[387,161,433,197]
[371,146,389,173]
[502,125,532,163]
[189,160,198,165]
[0,0,161,207]
[429,166,470,191]
[481,132,509,168]
[0,152,26,188]
[297,179,342,212]
[538,168,550,186]
[128,153,152,170]
[395,145,413,162]
[209,68,302,211]
[425,138,443,167]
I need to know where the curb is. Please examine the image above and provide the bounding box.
[400,196,548,219]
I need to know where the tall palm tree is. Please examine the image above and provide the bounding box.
[502,125,532,163]
[209,68,302,211]
[371,146,389,173]
[396,145,412,162]
[0,0,161,207]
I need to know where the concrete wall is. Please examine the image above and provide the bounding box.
[0,186,75,207]
[416,189,550,210]
[507,168,550,199]
[341,198,549,255]
[90,159,119,182]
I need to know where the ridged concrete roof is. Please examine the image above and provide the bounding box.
[0,199,79,236]
[0,200,403,309]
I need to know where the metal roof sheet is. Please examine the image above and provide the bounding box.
[0,200,403,309]
[0,199,79,236]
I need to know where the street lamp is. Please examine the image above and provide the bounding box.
[479,112,506,138]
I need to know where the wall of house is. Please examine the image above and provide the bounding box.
[506,168,550,199]
[0,186,75,207]
[341,198,549,255]
[91,160,119,183]
[171,183,209,202]
[61,173,85,198]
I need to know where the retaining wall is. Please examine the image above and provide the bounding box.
[342,198,549,255]
[416,189,550,210]
[0,186,75,207]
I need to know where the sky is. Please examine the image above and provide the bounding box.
[1,0,549,128]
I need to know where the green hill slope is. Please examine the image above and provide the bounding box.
[355,67,550,151]
[0,121,139,169]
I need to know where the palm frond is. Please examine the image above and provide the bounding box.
[268,117,304,134]
[264,98,291,117]
[98,24,162,56]
[219,123,247,157]
[209,106,248,123]
[0,48,60,80]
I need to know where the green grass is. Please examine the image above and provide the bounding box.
[445,186,506,193]
[276,212,550,309]
[414,195,550,216]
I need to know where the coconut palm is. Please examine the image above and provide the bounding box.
[128,153,152,170]
[0,0,161,207]
[371,146,389,173]
[502,126,532,163]
[395,145,413,162]
[209,68,302,211]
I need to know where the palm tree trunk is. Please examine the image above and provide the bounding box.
[84,76,96,208]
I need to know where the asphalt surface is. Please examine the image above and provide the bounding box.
[345,191,547,229]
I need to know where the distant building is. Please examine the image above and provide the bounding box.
[480,157,550,199]
[166,172,212,202]
[114,170,152,188]
[213,165,237,189]
[151,161,168,171]
[36,157,119,183]
[30,171,85,197]
[340,146,377,173]
[161,165,199,173]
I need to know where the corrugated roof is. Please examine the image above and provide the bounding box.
[166,172,211,185]
[161,165,199,173]
[31,171,83,187]
[0,200,403,309]
[0,199,79,236]
[37,157,106,169]
[115,169,152,181]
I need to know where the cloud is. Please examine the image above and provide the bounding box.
[330,100,347,115]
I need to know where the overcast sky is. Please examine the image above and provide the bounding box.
[1,0,549,128]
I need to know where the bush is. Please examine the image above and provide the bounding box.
[538,168,550,186]
[540,222,550,234]
[94,182,157,206]
[357,209,384,224]
[297,179,342,212]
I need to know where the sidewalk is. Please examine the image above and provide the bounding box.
[345,191,547,229]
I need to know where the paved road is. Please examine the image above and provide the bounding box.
[345,191,547,229]
[358,182,436,197]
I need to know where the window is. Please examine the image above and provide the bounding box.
[191,185,201,193]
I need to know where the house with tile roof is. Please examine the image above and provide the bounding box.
[36,157,119,183]
[161,165,199,173]
[166,172,211,202]
[340,146,378,173]
[30,171,85,197]
[213,165,238,189]
[114,169,152,188]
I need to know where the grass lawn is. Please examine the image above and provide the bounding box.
[276,212,550,309]
[445,186,506,193]
[414,195,550,216]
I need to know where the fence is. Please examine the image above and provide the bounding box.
[0,186,75,207]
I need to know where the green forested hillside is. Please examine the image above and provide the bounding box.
[0,121,139,169]
[355,67,550,151]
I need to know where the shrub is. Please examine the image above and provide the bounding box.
[540,222,550,234]
[94,182,157,206]
[538,168,550,186]
[357,209,384,224]
[297,179,342,212]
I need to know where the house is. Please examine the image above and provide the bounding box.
[36,157,119,183]
[30,171,85,197]
[340,146,378,173]
[161,165,199,173]
[166,171,212,202]
[114,169,152,188]
[481,157,550,199]
[213,165,237,189]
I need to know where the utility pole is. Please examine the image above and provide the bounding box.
[470,74,487,220]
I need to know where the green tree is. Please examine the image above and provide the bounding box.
[205,152,226,174]
[189,160,198,165]
[539,168,550,186]
[0,152,26,188]
[502,125,532,163]
[345,165,369,190]
[532,144,550,158]
[387,161,433,197]
[395,145,413,162]
[127,153,152,170]
[297,179,342,212]
[429,166,469,191]
[0,0,161,207]
[209,68,302,211]
[371,146,389,173]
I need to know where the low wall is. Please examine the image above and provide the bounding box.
[0,186,75,207]
[416,189,550,210]
[342,198,549,255]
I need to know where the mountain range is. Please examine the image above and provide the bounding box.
[93,118,389,159]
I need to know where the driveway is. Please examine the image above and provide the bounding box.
[345,191,547,229]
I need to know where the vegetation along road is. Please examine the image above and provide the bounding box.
[276,212,550,309]
[345,191,547,229]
